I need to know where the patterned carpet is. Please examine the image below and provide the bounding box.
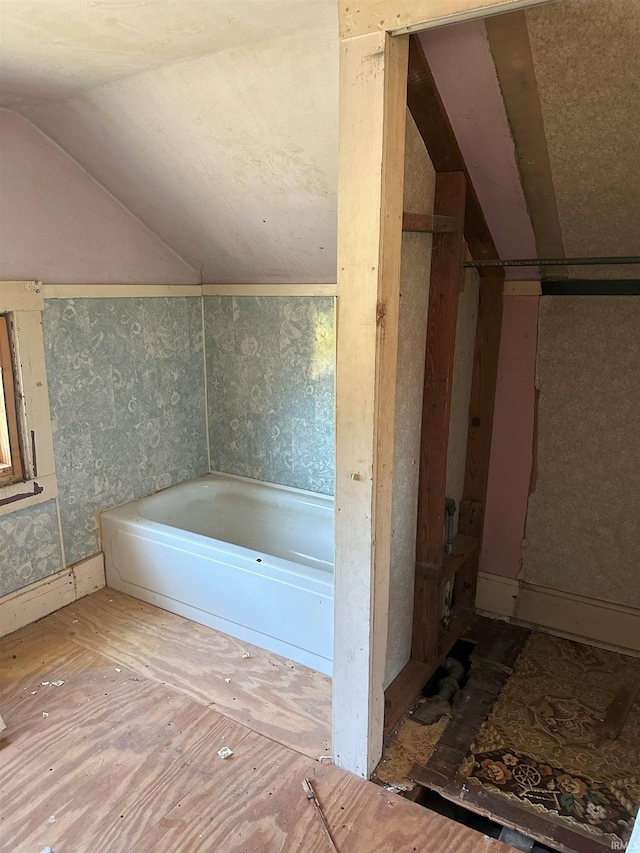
[459,633,640,847]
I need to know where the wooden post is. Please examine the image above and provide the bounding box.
[333,30,408,777]
[336,0,539,779]
[412,172,466,664]
[459,274,505,542]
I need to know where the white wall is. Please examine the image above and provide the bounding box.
[0,111,197,284]
[385,114,435,687]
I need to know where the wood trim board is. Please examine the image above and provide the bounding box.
[43,284,202,299]
[0,553,105,638]
[203,284,337,296]
[0,282,44,312]
[333,29,408,778]
[0,314,24,483]
[339,0,556,39]
[476,572,640,657]
[42,284,337,299]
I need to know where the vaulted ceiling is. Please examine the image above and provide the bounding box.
[0,0,338,283]
[0,0,637,282]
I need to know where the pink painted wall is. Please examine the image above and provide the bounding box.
[420,22,538,276]
[0,111,197,284]
[480,296,538,578]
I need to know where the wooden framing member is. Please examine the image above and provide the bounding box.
[382,29,507,735]
[415,173,467,569]
[412,172,469,666]
[405,29,505,549]
[407,35,498,272]
[458,274,504,546]
[337,0,538,776]
[0,314,24,485]
[402,212,460,233]
[339,0,555,39]
[333,30,408,778]
[484,11,566,277]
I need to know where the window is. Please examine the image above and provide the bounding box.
[0,281,55,509]
[0,313,24,486]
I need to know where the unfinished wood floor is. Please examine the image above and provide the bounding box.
[0,589,512,853]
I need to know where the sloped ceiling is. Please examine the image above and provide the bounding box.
[525,0,640,279]
[0,0,337,283]
[0,0,637,284]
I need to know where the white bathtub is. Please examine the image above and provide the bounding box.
[102,473,334,674]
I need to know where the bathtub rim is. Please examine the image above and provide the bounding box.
[99,471,336,583]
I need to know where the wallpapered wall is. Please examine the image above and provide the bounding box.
[1,293,334,599]
[42,297,208,566]
[0,500,63,596]
[204,296,335,495]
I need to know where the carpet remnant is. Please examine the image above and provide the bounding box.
[459,633,640,846]
[376,714,450,790]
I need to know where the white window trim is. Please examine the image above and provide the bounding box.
[0,282,58,517]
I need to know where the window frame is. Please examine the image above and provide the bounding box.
[0,282,57,516]
[0,313,25,486]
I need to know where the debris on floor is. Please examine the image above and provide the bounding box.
[0,713,6,740]
[302,777,339,853]
[373,711,450,793]
[217,746,234,759]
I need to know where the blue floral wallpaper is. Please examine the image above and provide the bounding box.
[0,500,63,597]
[42,297,208,565]
[0,294,334,600]
[204,296,335,495]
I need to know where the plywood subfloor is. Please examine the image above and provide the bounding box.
[0,589,513,853]
[38,587,332,759]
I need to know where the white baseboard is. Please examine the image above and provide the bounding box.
[476,572,519,619]
[477,571,640,657]
[0,553,105,638]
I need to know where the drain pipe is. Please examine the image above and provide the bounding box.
[444,498,456,554]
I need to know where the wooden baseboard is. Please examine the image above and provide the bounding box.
[0,553,105,638]
[475,572,519,618]
[476,571,640,657]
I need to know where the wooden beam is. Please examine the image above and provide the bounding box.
[459,275,504,544]
[412,172,466,665]
[402,212,460,233]
[415,173,466,568]
[333,30,408,778]
[485,11,566,277]
[339,0,554,39]
[406,35,502,274]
